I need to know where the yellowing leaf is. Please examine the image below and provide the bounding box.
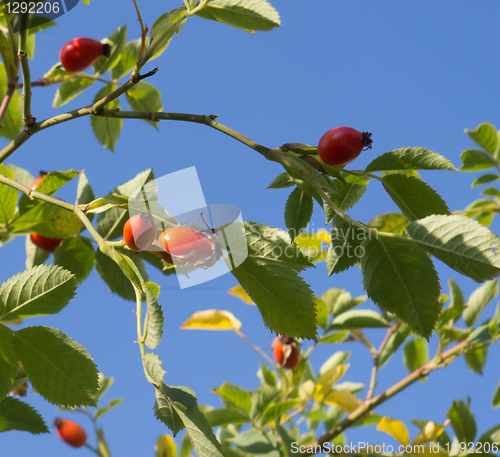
[313,364,349,401]
[322,390,362,413]
[377,417,410,446]
[316,229,331,243]
[412,421,445,446]
[180,309,242,331]
[228,284,255,305]
[155,433,176,457]
[299,380,315,401]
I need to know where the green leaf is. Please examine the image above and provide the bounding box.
[125,81,163,129]
[232,256,316,339]
[465,123,499,155]
[53,77,95,108]
[463,280,498,327]
[0,31,18,84]
[381,174,450,222]
[230,429,280,455]
[95,398,125,420]
[95,249,148,301]
[365,147,457,172]
[368,213,408,235]
[257,361,277,387]
[482,187,500,198]
[478,424,500,447]
[437,306,466,328]
[463,199,496,227]
[0,165,17,224]
[54,238,95,284]
[361,236,441,339]
[144,352,166,386]
[143,281,164,350]
[76,172,95,209]
[0,64,22,140]
[472,174,500,187]
[404,214,500,282]
[325,174,369,224]
[446,399,477,444]
[0,325,16,400]
[403,337,429,374]
[333,291,367,317]
[111,39,141,80]
[154,387,186,436]
[327,216,367,275]
[260,400,301,426]
[267,172,294,189]
[284,187,313,240]
[250,385,282,421]
[319,331,350,344]
[0,397,48,434]
[195,0,281,32]
[91,84,122,151]
[14,326,99,407]
[93,25,127,76]
[319,351,350,375]
[213,382,252,414]
[460,149,497,171]
[379,323,411,367]
[204,408,250,426]
[328,310,390,330]
[0,265,76,321]
[85,195,130,214]
[492,381,500,408]
[11,202,83,238]
[148,8,188,59]
[464,346,488,374]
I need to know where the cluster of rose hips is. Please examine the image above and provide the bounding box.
[123,213,217,268]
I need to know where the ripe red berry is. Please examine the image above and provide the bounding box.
[59,37,111,73]
[272,335,301,369]
[157,227,214,266]
[318,127,372,167]
[29,171,47,190]
[30,233,64,253]
[123,213,157,251]
[53,418,87,448]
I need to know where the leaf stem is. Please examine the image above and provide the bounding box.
[17,17,34,130]
[234,328,279,369]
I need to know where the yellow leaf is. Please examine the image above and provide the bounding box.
[377,417,410,446]
[313,364,349,402]
[316,229,331,244]
[180,309,242,331]
[155,434,176,457]
[228,284,255,305]
[412,421,445,446]
[322,390,362,413]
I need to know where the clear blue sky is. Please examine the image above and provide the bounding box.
[2,1,500,455]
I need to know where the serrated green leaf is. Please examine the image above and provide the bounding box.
[460,149,497,171]
[0,397,48,434]
[0,265,76,321]
[0,325,16,400]
[148,8,187,59]
[143,281,163,349]
[328,310,390,330]
[0,165,17,224]
[195,0,280,32]
[54,237,95,284]
[111,39,141,80]
[91,84,122,151]
[14,326,99,407]
[230,429,280,455]
[260,400,301,426]
[213,382,252,414]
[365,147,457,172]
[93,25,127,76]
[361,236,441,339]
[381,174,449,222]
[465,123,499,155]
[0,64,22,139]
[446,399,477,444]
[250,384,282,420]
[472,174,500,187]
[379,323,411,367]
[325,174,369,224]
[403,337,428,375]
[53,77,95,108]
[368,213,408,235]
[463,280,498,327]
[125,81,163,129]
[267,172,294,189]
[232,256,316,339]
[285,187,313,240]
[404,214,500,282]
[204,408,250,426]
[144,352,166,387]
[154,388,186,436]
[464,346,488,374]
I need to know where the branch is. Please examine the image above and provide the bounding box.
[17,17,35,130]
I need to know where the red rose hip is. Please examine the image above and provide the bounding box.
[59,37,111,73]
[318,127,372,167]
[157,227,214,266]
[53,418,87,448]
[272,335,301,369]
[123,213,157,251]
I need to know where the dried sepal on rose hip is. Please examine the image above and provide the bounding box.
[123,213,157,251]
[53,418,87,448]
[59,37,111,73]
[272,335,301,369]
[318,126,372,167]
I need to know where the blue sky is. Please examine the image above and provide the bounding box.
[2,1,500,455]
